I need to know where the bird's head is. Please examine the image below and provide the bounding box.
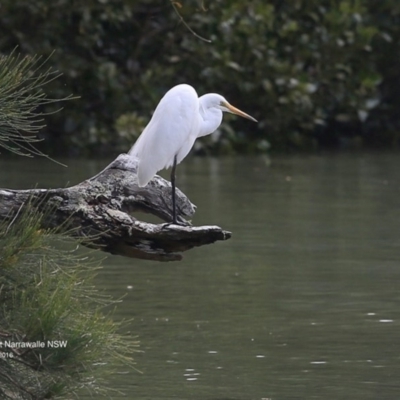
[202,93,257,122]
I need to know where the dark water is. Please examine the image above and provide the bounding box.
[1,153,400,399]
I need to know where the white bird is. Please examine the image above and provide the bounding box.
[129,84,257,224]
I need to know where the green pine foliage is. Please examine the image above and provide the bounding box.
[0,205,138,399]
[0,50,74,159]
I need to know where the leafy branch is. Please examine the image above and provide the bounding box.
[0,50,75,162]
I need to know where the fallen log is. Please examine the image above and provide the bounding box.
[0,155,231,261]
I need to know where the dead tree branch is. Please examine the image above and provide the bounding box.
[0,155,231,261]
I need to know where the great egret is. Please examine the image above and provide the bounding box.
[129,84,257,224]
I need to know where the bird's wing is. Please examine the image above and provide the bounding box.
[129,84,199,187]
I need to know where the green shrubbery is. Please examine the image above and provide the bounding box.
[0,50,137,399]
[0,205,138,398]
[1,0,399,155]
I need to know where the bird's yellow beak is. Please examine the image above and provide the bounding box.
[223,102,258,122]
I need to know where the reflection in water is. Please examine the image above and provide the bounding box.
[1,153,400,399]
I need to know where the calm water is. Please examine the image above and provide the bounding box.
[1,153,400,399]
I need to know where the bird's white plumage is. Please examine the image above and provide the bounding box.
[129,83,256,187]
[129,84,200,186]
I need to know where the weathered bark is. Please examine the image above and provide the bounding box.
[0,155,231,261]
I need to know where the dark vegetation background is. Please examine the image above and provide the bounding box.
[0,0,399,156]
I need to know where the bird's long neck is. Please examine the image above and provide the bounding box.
[197,95,223,138]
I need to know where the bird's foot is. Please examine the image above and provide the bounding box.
[161,220,189,229]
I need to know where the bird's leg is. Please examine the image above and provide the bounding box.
[171,155,178,224]
[163,155,188,227]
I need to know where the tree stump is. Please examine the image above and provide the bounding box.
[0,155,231,261]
